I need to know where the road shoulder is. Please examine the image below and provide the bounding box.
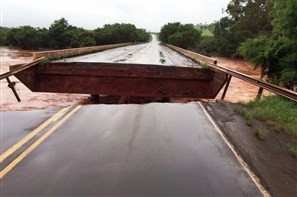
[205,100,297,196]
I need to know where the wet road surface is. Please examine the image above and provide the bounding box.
[1,103,262,196]
[1,109,58,151]
[1,36,265,196]
[57,35,200,68]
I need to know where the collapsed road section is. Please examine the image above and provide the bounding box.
[1,35,267,196]
[8,35,227,101]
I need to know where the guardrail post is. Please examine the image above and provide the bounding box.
[257,87,264,99]
[221,75,232,100]
[6,77,21,102]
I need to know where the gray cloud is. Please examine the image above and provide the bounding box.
[1,0,229,32]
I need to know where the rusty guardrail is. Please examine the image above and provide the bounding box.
[2,43,134,102]
[166,44,297,102]
[0,57,45,102]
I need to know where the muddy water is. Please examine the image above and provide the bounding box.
[0,47,87,112]
[214,57,272,103]
[0,44,269,111]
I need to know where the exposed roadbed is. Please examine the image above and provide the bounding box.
[205,100,297,196]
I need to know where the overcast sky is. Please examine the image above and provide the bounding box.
[1,0,229,32]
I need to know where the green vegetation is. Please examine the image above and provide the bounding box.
[215,0,272,57]
[194,24,213,37]
[201,30,213,37]
[255,128,267,140]
[0,18,151,50]
[287,143,297,158]
[192,0,297,90]
[159,22,201,49]
[247,95,297,137]
[235,95,297,139]
[0,27,9,45]
[234,106,253,126]
[94,23,150,45]
[239,0,297,89]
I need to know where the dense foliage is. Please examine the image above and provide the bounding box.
[192,0,296,90]
[159,22,201,49]
[0,18,151,49]
[238,0,297,88]
[211,0,272,57]
[94,23,150,45]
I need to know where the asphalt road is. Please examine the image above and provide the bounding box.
[57,34,200,68]
[1,103,262,196]
[0,109,58,151]
[1,37,264,196]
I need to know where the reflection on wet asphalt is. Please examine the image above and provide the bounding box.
[58,35,201,68]
[1,109,58,151]
[2,103,261,196]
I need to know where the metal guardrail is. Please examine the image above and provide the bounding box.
[2,44,297,103]
[0,57,45,80]
[0,57,45,102]
[208,63,297,102]
[166,44,297,103]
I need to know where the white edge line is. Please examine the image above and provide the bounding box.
[198,102,270,197]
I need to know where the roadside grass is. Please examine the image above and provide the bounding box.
[249,96,297,136]
[288,143,297,158]
[201,29,213,37]
[194,25,213,37]
[255,128,267,140]
[242,95,297,137]
[234,106,253,127]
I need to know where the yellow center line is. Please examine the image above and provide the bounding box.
[0,105,81,179]
[0,106,70,163]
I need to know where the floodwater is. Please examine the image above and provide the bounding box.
[214,57,272,102]
[1,38,269,111]
[0,46,87,112]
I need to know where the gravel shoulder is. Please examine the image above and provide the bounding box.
[205,100,297,196]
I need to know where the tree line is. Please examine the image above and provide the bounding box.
[159,0,296,90]
[0,18,151,50]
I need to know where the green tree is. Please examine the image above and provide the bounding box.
[6,26,42,49]
[135,29,151,42]
[69,28,96,48]
[94,23,150,45]
[239,0,297,89]
[4,18,150,50]
[159,22,181,43]
[48,18,71,49]
[0,27,8,45]
[211,0,272,56]
[196,36,217,56]
[159,22,201,49]
[36,28,49,48]
[212,17,238,56]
